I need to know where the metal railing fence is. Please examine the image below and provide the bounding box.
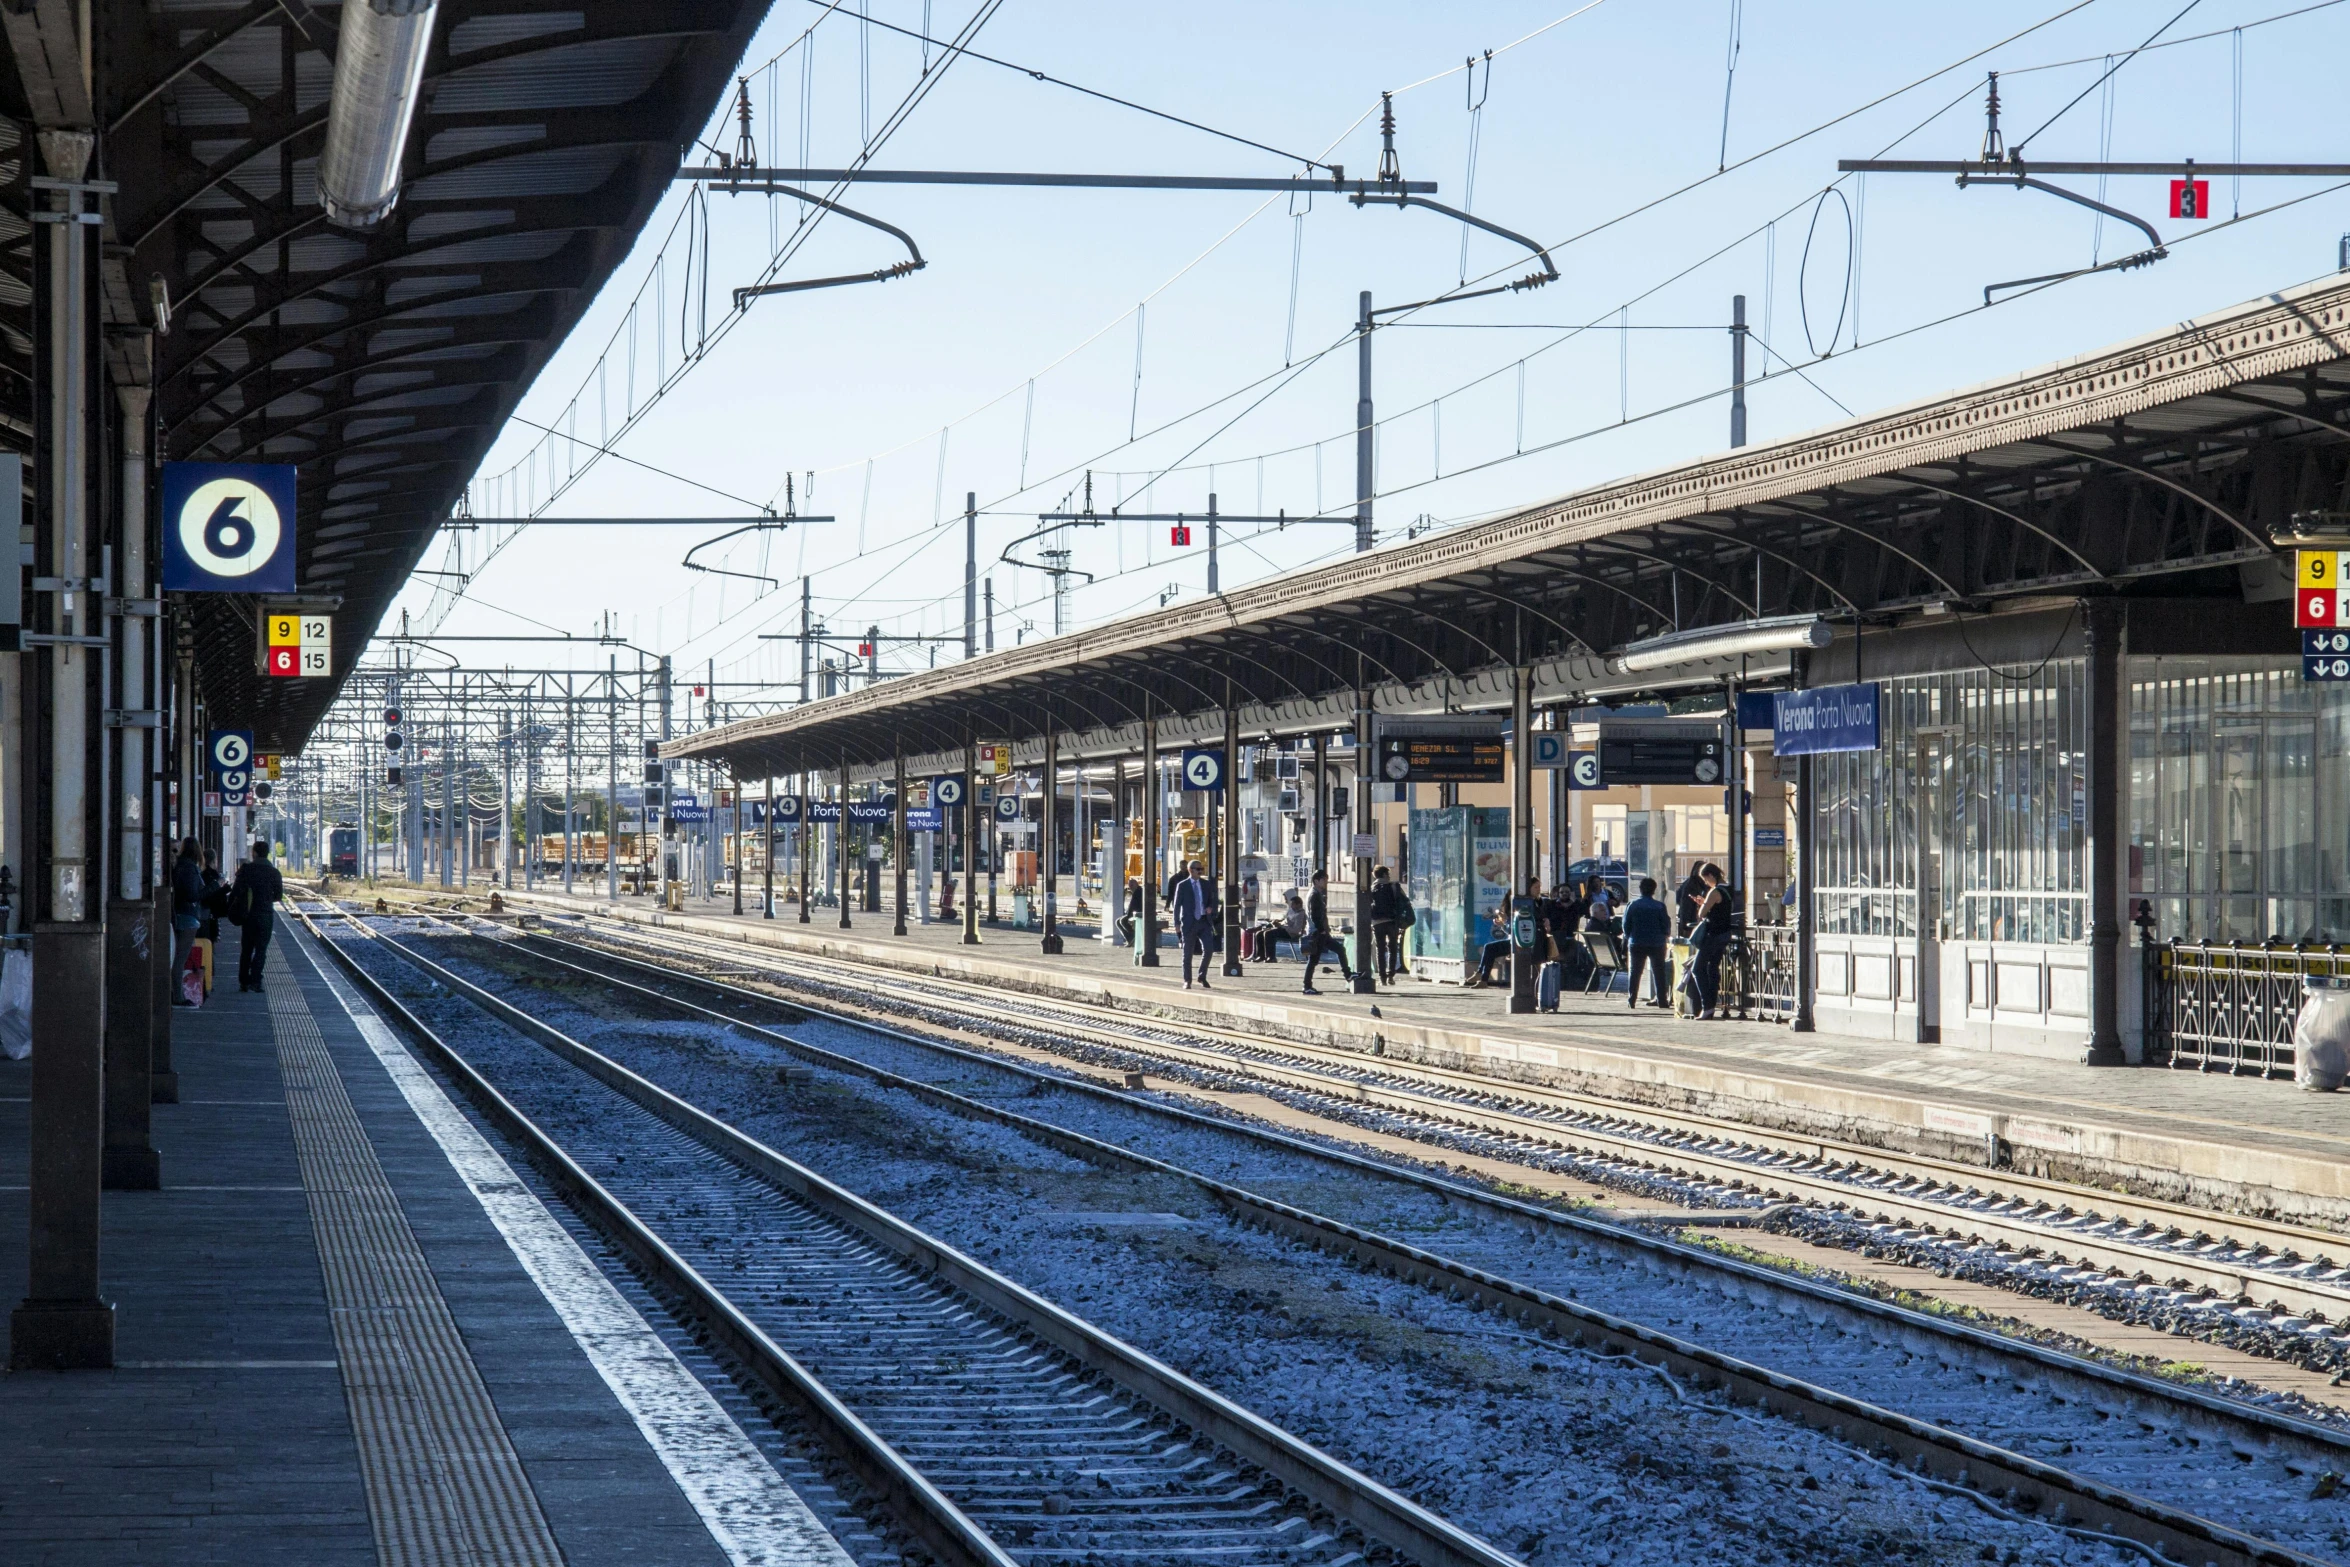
[2148,940,2350,1077]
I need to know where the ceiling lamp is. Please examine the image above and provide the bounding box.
[1606,614,1832,675]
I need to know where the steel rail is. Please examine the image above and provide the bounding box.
[497,898,2350,1324]
[283,904,1020,1567]
[312,905,1525,1567]
[404,906,2347,1567]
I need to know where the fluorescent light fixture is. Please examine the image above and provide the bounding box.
[1607,614,1831,675]
[317,0,439,229]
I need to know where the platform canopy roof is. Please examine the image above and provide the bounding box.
[0,0,777,750]
[671,275,2350,783]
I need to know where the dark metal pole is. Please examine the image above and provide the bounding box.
[1140,706,1161,966]
[1354,291,1374,554]
[1351,681,1376,992]
[763,774,776,918]
[1509,665,1536,1014]
[961,735,979,945]
[963,493,977,659]
[892,747,908,936]
[1221,696,1243,976]
[1040,723,1062,953]
[1207,492,1220,594]
[1730,293,1748,449]
[797,769,813,924]
[836,753,852,930]
[1793,748,1817,1033]
[730,762,743,916]
[2084,600,2127,1065]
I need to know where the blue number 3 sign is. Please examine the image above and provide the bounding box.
[162,462,298,593]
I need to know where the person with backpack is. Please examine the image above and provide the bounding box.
[1368,864,1408,985]
[196,848,227,999]
[170,838,205,1008]
[230,839,286,992]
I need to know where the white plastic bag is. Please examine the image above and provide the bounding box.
[0,947,31,1061]
[2295,978,2350,1093]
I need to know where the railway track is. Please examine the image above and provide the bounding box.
[342,898,2350,1567]
[294,901,1519,1567]
[495,901,2350,1334]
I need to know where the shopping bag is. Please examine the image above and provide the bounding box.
[181,946,207,1008]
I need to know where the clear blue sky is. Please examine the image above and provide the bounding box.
[388,0,2350,697]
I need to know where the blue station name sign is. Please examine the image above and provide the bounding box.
[1772,682,1882,756]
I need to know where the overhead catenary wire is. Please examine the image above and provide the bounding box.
[667,0,2331,676]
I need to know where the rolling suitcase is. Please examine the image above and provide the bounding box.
[1537,960,1563,1013]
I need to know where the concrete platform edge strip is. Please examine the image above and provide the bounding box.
[292,924,858,1567]
[266,961,568,1567]
[504,891,2350,1211]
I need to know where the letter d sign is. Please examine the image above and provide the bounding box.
[162,462,297,593]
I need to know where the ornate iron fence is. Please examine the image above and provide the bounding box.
[2148,940,2350,1077]
[1736,923,1801,1022]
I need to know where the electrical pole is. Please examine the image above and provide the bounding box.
[607,656,619,901]
[964,492,978,659]
[1730,293,1749,449]
[800,576,813,703]
[657,656,673,902]
[1355,290,1375,554]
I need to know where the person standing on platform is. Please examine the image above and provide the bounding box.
[1622,876,1673,1009]
[170,838,205,1007]
[1301,869,1355,995]
[1674,866,1709,937]
[1368,865,1406,985]
[230,839,286,993]
[1174,859,1218,990]
[1691,864,1737,1019]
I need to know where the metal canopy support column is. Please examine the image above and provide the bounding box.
[1508,665,1536,1015]
[730,762,743,916]
[606,658,619,902]
[1311,734,1328,878]
[1350,682,1375,993]
[1221,697,1243,976]
[764,774,777,918]
[1140,707,1161,966]
[1039,723,1062,953]
[15,127,114,1370]
[2084,600,2127,1066]
[798,769,813,924]
[104,377,159,1191]
[892,748,908,936]
[1793,748,1817,1033]
[836,754,852,930]
[961,735,979,944]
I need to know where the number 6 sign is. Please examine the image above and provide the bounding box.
[162,462,297,593]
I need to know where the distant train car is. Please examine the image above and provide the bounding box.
[328,825,360,876]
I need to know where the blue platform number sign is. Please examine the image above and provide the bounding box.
[932,776,966,809]
[994,793,1023,823]
[772,794,804,824]
[1179,749,1225,792]
[1567,752,1603,790]
[162,463,297,593]
[1772,682,1882,757]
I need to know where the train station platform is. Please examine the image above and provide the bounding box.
[469,881,2350,1230]
[0,925,832,1565]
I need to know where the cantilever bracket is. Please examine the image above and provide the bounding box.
[712,181,929,309]
[1954,169,2169,303]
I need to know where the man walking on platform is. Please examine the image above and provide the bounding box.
[1174,859,1218,990]
[231,839,286,993]
[1301,869,1355,995]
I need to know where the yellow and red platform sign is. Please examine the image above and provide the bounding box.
[262,611,332,677]
[2296,551,2350,628]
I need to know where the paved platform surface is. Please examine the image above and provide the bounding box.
[0,930,736,1566]
[453,879,2350,1225]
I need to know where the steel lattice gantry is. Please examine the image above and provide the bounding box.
[672,276,2350,780]
[83,0,772,750]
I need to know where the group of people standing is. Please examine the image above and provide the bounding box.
[168,837,287,1004]
[1463,861,1742,1018]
